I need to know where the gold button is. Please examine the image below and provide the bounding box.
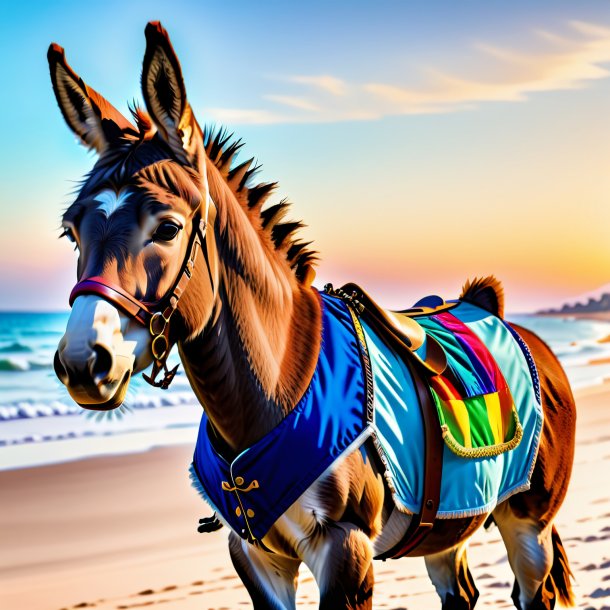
[235,507,242,517]
[234,476,245,486]
[246,509,255,518]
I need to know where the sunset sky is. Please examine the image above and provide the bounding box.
[0,0,609,312]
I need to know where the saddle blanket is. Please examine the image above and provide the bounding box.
[190,290,543,543]
[363,300,543,518]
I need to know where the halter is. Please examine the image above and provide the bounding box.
[69,203,215,389]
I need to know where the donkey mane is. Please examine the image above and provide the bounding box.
[202,126,317,284]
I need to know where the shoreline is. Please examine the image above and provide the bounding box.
[536,310,610,322]
[0,384,609,610]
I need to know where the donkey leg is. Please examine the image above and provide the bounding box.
[301,522,374,610]
[228,532,301,610]
[493,504,563,610]
[425,541,480,610]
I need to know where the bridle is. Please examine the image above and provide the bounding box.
[68,201,216,389]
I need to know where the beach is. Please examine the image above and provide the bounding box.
[1,381,609,610]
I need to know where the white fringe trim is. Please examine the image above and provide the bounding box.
[188,463,232,531]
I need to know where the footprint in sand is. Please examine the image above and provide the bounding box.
[478,573,495,580]
[583,559,610,572]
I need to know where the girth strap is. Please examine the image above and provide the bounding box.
[374,355,444,559]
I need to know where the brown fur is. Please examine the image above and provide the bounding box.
[506,324,575,527]
[199,150,323,405]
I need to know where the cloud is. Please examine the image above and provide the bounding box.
[287,75,348,96]
[205,108,287,125]
[205,20,610,125]
[264,95,321,112]
[366,21,610,112]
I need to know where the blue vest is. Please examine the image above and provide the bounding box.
[191,293,373,542]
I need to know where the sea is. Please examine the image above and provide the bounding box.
[1,311,609,471]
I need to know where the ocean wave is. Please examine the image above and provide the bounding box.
[18,328,66,338]
[0,342,33,353]
[0,358,30,372]
[554,343,608,358]
[0,391,199,422]
[0,429,96,447]
[29,360,54,370]
[0,357,53,372]
[0,401,81,420]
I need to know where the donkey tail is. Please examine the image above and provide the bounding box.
[550,525,575,607]
[460,275,505,319]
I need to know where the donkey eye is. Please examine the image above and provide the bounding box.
[153,220,182,242]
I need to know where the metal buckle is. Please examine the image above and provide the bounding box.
[151,334,168,360]
[149,311,167,336]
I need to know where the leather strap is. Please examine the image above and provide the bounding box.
[69,278,154,325]
[374,354,443,559]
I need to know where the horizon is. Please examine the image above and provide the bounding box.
[1,1,609,312]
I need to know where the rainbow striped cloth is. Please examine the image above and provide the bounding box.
[417,311,522,457]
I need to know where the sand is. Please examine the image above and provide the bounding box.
[1,384,608,610]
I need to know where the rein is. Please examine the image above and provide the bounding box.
[69,207,215,389]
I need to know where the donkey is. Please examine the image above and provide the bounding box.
[49,22,576,610]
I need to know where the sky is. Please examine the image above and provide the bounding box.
[0,0,609,312]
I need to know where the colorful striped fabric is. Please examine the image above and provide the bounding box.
[417,312,522,457]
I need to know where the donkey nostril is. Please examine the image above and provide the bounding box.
[89,345,114,384]
[53,351,69,385]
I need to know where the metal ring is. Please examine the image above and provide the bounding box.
[151,334,168,360]
[150,312,166,336]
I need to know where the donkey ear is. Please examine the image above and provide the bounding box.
[47,43,136,153]
[141,22,203,170]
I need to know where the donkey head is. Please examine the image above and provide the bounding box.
[50,22,218,409]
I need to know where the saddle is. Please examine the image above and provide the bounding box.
[332,282,449,559]
[337,282,456,376]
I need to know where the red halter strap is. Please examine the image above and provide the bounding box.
[68,215,211,389]
[69,278,154,326]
